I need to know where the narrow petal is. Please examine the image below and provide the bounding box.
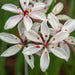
[66,36,75,45]
[48,13,61,31]
[24,16,32,31]
[29,0,36,4]
[62,19,75,33]
[18,21,26,40]
[22,45,43,55]
[60,42,70,61]
[24,30,43,43]
[52,2,64,15]
[57,15,70,21]
[1,44,22,57]
[31,2,46,11]
[50,45,68,60]
[4,15,23,30]
[32,22,41,32]
[41,21,50,42]
[20,0,29,11]
[40,48,50,72]
[50,31,69,43]
[0,33,21,44]
[22,47,34,69]
[30,11,46,20]
[1,4,23,13]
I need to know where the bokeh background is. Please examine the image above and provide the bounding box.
[0,0,75,75]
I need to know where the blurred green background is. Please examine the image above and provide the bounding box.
[0,0,75,75]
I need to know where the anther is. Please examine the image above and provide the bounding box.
[19,12,21,15]
[68,36,71,40]
[45,35,48,38]
[21,33,24,37]
[24,2,26,4]
[17,45,21,49]
[45,51,47,54]
[52,46,54,48]
[17,6,19,9]
[53,38,55,41]
[37,37,39,40]
[30,9,32,12]
[65,29,68,31]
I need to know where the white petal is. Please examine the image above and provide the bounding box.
[1,4,23,13]
[4,15,23,30]
[62,19,75,33]
[29,0,36,4]
[50,45,68,60]
[1,44,22,57]
[57,15,71,21]
[31,2,46,11]
[18,21,26,40]
[24,16,32,31]
[30,11,46,20]
[20,0,29,11]
[49,28,56,36]
[41,21,50,42]
[22,45,43,55]
[24,30,43,43]
[66,36,75,45]
[40,48,50,72]
[32,22,41,32]
[60,42,70,61]
[0,33,21,44]
[22,47,34,69]
[48,13,61,30]
[52,2,64,15]
[50,31,69,43]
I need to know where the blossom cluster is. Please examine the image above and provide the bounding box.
[0,0,75,72]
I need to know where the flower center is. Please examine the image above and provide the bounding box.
[43,42,48,47]
[21,40,28,46]
[24,10,29,16]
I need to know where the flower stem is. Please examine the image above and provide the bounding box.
[45,71,48,75]
[25,61,28,75]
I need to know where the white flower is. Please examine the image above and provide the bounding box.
[2,0,46,31]
[52,2,70,21]
[48,13,75,45]
[0,21,34,69]
[29,0,53,12]
[24,21,69,72]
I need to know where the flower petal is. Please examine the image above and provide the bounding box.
[50,45,68,61]
[52,2,64,15]
[20,0,29,11]
[40,48,50,72]
[50,31,69,43]
[66,36,75,45]
[60,42,70,61]
[22,45,43,55]
[22,47,34,69]
[62,19,75,33]
[57,15,70,21]
[24,16,32,31]
[18,21,26,40]
[1,44,22,57]
[0,33,21,44]
[1,4,23,13]
[31,2,46,11]
[24,30,43,43]
[4,15,23,30]
[29,0,36,4]
[48,13,61,31]
[41,21,50,42]
[30,11,46,20]
[32,22,41,32]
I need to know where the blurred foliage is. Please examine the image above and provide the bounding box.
[0,0,75,75]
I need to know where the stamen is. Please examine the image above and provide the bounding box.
[24,2,26,4]
[16,37,17,40]
[44,7,47,9]
[52,46,54,48]
[30,9,32,12]
[36,45,40,48]
[65,29,68,31]
[17,45,21,49]
[21,33,24,37]
[45,35,48,38]
[68,36,71,40]
[45,51,47,54]
[37,37,39,40]
[19,12,21,15]
[17,6,19,9]
[53,38,55,41]
[56,31,59,33]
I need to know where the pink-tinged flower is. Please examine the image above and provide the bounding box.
[23,21,69,72]
[48,13,75,45]
[0,21,34,69]
[1,0,46,31]
[52,2,70,21]
[29,0,53,12]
